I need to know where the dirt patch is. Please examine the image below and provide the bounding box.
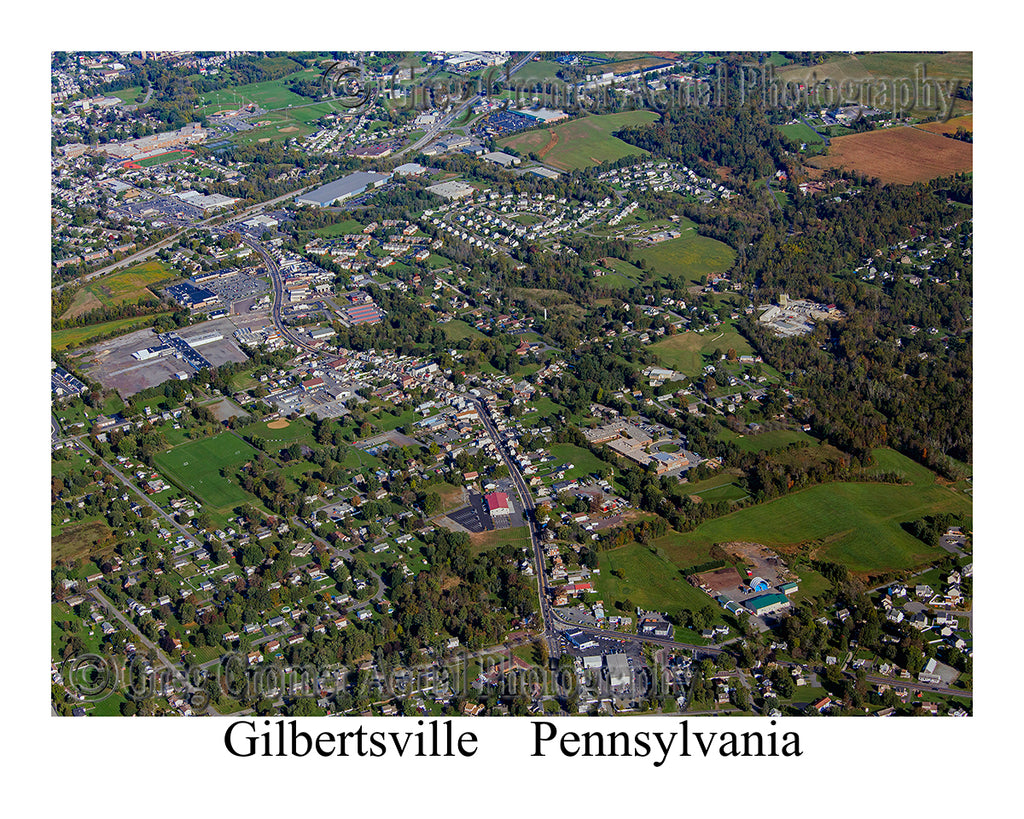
[692,566,743,593]
[278,126,299,134]
[267,419,290,429]
[538,130,559,159]
[258,138,271,143]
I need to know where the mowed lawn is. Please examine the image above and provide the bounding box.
[632,227,736,287]
[648,323,753,376]
[62,260,176,319]
[497,111,659,171]
[662,449,971,576]
[154,434,262,512]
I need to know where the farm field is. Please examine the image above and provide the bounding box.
[52,313,172,351]
[632,229,736,287]
[153,434,262,512]
[648,322,752,376]
[497,111,659,171]
[808,126,972,184]
[854,51,972,81]
[658,449,970,577]
[61,260,176,320]
[914,115,973,136]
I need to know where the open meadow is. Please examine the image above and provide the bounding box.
[60,260,176,320]
[497,111,659,171]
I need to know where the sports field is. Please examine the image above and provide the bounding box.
[660,449,970,576]
[497,111,659,171]
[239,418,316,447]
[61,260,175,319]
[648,322,752,375]
[632,225,736,287]
[198,73,312,114]
[808,126,972,184]
[154,434,262,512]
[778,120,824,146]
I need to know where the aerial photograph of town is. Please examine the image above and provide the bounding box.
[49,48,975,723]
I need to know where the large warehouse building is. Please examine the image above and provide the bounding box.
[295,172,391,207]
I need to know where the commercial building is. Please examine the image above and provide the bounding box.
[295,171,392,207]
[516,107,568,124]
[344,303,384,326]
[484,491,512,517]
[605,653,631,688]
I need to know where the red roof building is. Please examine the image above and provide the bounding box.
[484,491,511,516]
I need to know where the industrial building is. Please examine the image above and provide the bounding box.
[426,180,475,200]
[295,172,391,207]
[744,593,791,617]
[482,151,521,168]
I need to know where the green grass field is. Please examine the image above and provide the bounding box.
[310,220,366,237]
[137,150,191,167]
[659,449,970,576]
[596,543,727,624]
[632,227,736,287]
[648,323,753,376]
[198,73,312,114]
[238,418,316,448]
[510,60,566,84]
[52,313,172,351]
[497,111,659,171]
[718,427,818,453]
[442,319,487,341]
[110,86,144,103]
[778,120,824,146]
[62,260,176,319]
[546,444,609,482]
[154,434,262,512]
